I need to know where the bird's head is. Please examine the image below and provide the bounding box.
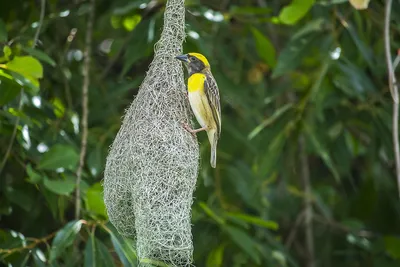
[175,52,210,75]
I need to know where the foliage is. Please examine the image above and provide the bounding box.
[1,0,400,266]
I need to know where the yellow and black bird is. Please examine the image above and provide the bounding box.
[176,53,221,168]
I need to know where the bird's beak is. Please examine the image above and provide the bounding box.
[175,54,189,63]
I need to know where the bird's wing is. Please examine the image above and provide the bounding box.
[204,71,221,135]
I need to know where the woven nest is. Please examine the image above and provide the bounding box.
[103,0,199,266]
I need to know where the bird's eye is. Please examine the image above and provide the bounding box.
[190,56,197,61]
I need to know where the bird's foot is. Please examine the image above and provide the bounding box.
[181,122,207,136]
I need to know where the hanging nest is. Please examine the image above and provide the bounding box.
[103,0,199,266]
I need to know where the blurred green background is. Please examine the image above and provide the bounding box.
[1,0,400,266]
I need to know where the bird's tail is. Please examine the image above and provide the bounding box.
[208,130,218,168]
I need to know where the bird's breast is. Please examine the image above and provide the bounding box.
[188,73,206,93]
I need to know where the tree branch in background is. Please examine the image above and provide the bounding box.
[0,231,56,256]
[0,0,46,176]
[299,136,315,267]
[384,0,400,198]
[33,0,46,47]
[75,0,95,219]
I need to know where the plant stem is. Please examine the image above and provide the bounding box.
[299,135,315,267]
[384,0,400,198]
[75,0,95,219]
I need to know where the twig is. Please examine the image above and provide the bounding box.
[285,209,306,249]
[75,0,95,219]
[384,0,400,198]
[313,215,376,238]
[0,92,23,175]
[0,1,45,176]
[299,136,315,267]
[0,231,56,256]
[33,0,46,47]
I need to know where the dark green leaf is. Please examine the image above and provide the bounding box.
[49,220,84,262]
[199,202,225,225]
[103,223,137,267]
[22,47,56,67]
[224,225,261,264]
[84,233,95,267]
[33,249,47,267]
[304,124,340,182]
[248,103,293,139]
[43,176,75,196]
[38,145,79,170]
[26,164,43,183]
[0,19,7,42]
[272,33,317,78]
[0,75,20,105]
[251,27,276,67]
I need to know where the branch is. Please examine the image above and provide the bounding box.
[0,92,23,175]
[75,0,95,219]
[33,0,46,47]
[384,0,400,198]
[0,0,45,176]
[299,136,315,267]
[0,231,56,256]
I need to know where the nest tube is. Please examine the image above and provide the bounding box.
[103,0,199,266]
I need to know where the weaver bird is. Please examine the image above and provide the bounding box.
[176,53,221,168]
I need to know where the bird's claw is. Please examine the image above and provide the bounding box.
[181,122,197,137]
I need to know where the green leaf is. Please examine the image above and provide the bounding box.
[317,0,347,5]
[304,125,340,182]
[206,244,225,267]
[272,33,317,78]
[22,47,56,67]
[225,212,279,230]
[95,237,116,267]
[224,225,261,264]
[38,145,79,170]
[0,19,7,42]
[291,18,326,41]
[26,164,43,183]
[251,27,276,67]
[44,176,75,196]
[5,56,43,79]
[49,220,84,262]
[384,236,400,259]
[84,233,95,267]
[123,15,142,32]
[0,76,20,105]
[5,69,40,94]
[85,183,107,218]
[102,223,137,267]
[3,46,11,60]
[33,249,47,267]
[248,103,293,140]
[278,0,315,25]
[199,202,225,225]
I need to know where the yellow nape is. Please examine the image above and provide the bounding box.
[188,52,210,67]
[188,73,206,92]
